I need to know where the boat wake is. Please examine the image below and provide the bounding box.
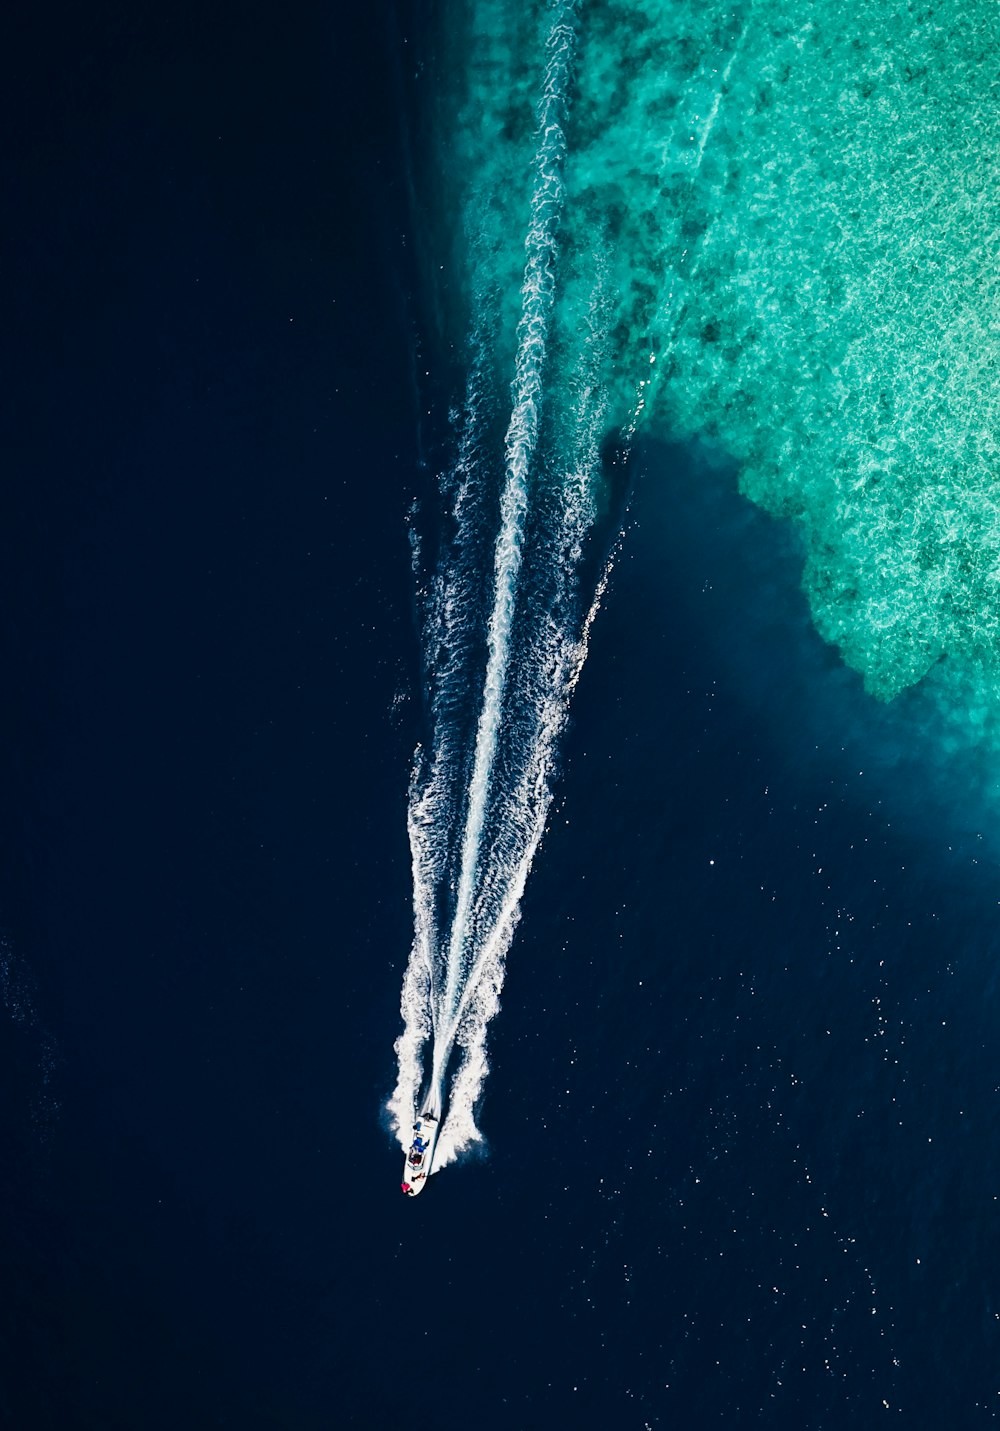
[383,0,752,1182]
[387,1,616,1173]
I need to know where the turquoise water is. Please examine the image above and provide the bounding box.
[439,0,1000,733]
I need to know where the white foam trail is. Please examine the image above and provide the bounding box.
[387,360,489,1140]
[390,1,630,1170]
[438,5,578,1041]
[434,374,613,1170]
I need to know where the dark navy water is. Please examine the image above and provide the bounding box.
[2,1,1000,1427]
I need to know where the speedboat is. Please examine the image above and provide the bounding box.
[401,1108,440,1196]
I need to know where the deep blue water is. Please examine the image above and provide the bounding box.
[2,1,1000,1427]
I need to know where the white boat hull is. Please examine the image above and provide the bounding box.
[401,1107,440,1196]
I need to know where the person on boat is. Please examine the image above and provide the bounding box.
[412,1135,428,1154]
[401,1182,411,1194]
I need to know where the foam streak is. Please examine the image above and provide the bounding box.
[388,2,620,1170]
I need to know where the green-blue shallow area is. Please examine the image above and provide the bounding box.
[438,0,1000,737]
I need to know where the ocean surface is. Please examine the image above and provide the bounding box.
[3,0,1000,1427]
